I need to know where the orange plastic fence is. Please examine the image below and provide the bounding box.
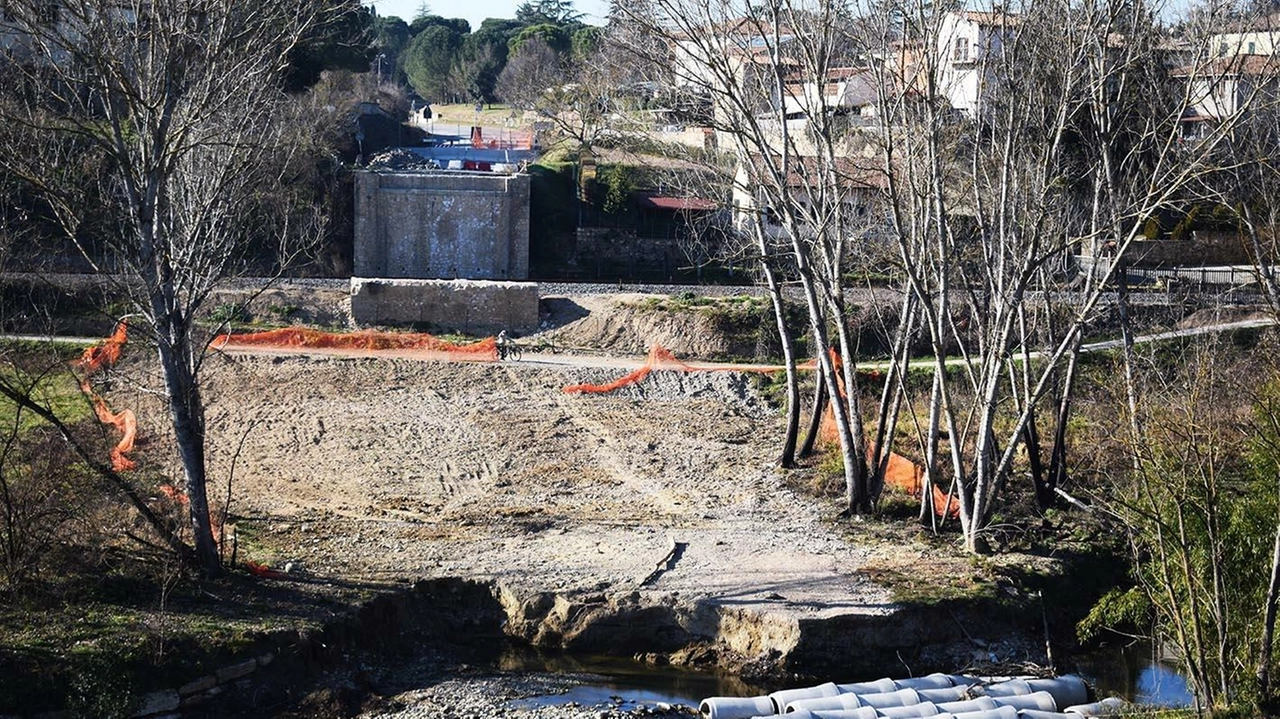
[212,327,498,360]
[562,345,742,393]
[818,356,958,519]
[878,448,961,519]
[75,323,138,472]
[76,324,244,556]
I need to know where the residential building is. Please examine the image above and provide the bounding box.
[935,10,1018,116]
[1210,13,1280,58]
[782,66,881,127]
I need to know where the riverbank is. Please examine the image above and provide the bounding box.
[0,286,1137,716]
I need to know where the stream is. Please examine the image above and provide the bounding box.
[502,643,1194,711]
[1075,641,1195,707]
[497,647,758,710]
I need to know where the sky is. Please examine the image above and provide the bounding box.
[363,0,610,33]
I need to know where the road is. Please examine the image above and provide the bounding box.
[6,313,1276,374]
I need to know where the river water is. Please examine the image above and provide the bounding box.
[1075,641,1196,707]
[503,643,1194,710]
[498,648,758,709]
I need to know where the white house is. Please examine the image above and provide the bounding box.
[1182,54,1280,132]
[935,11,1018,116]
[1181,17,1280,133]
[1210,13,1280,58]
[782,66,882,126]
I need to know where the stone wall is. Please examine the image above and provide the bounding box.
[1126,231,1250,267]
[354,171,530,281]
[350,277,538,333]
[573,227,696,282]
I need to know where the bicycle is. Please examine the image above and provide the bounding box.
[497,341,523,362]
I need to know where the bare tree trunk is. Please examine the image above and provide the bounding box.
[871,292,917,488]
[759,252,801,468]
[154,317,221,577]
[1116,263,1143,466]
[1259,514,1280,695]
[800,367,828,459]
[1042,344,1081,508]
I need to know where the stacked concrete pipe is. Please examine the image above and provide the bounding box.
[698,674,1122,719]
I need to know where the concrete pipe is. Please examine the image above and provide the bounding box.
[700,695,776,719]
[977,679,1032,698]
[990,691,1058,712]
[942,706,1019,719]
[896,673,958,690]
[785,693,864,713]
[1063,697,1128,717]
[837,678,898,695]
[917,686,970,703]
[857,688,921,709]
[876,701,939,718]
[808,709,881,719]
[1025,677,1089,710]
[935,697,997,714]
[1015,711,1076,719]
[773,710,876,719]
[770,683,842,714]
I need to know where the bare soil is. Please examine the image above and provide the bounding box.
[104,288,1055,715]
[179,345,891,617]
[145,291,878,611]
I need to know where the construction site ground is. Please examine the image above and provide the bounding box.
[113,286,1062,717]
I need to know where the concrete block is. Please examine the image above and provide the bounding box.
[132,689,179,716]
[350,277,539,334]
[215,658,257,683]
[355,170,530,281]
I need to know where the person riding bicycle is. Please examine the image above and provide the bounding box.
[496,330,512,360]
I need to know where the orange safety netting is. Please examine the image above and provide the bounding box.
[212,327,498,361]
[566,343,956,517]
[562,345,763,393]
[819,356,959,519]
[76,325,235,552]
[75,323,139,472]
[877,446,960,519]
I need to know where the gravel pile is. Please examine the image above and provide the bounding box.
[365,149,442,171]
[364,674,699,719]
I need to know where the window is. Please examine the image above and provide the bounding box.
[953,37,970,62]
[1220,43,1229,56]
[1249,41,1257,54]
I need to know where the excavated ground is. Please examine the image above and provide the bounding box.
[111,289,1051,716]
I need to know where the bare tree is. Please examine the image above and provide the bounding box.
[848,0,1274,551]
[0,0,334,576]
[612,0,907,515]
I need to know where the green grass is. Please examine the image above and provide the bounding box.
[429,102,530,131]
[0,359,93,435]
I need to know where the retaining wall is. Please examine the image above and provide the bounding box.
[349,277,539,333]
